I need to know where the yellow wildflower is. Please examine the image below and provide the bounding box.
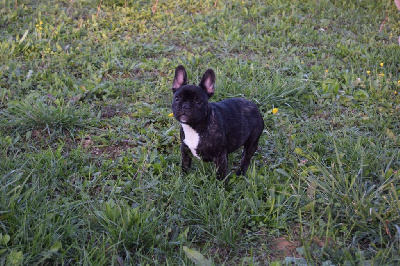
[168,113,174,117]
[380,63,384,67]
[367,71,370,75]
[272,108,278,114]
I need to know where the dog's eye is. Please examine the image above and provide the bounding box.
[175,96,181,101]
[195,99,203,105]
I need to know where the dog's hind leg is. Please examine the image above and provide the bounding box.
[236,128,262,176]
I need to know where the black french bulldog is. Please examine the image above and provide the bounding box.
[171,65,264,180]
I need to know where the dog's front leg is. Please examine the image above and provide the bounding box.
[214,153,228,180]
[181,144,192,173]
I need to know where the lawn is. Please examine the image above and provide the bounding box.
[1,0,400,264]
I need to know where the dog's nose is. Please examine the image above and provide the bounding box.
[182,103,190,110]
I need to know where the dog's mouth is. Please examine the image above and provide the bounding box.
[178,115,190,123]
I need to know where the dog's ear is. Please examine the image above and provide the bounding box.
[199,69,215,98]
[172,65,187,93]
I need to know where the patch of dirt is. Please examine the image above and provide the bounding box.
[267,234,334,262]
[78,135,136,160]
[90,145,127,159]
[90,142,135,159]
[270,237,302,259]
[100,106,117,118]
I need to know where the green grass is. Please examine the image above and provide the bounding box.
[1,0,400,264]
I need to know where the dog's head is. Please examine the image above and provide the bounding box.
[171,65,215,125]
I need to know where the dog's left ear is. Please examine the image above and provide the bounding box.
[199,69,215,97]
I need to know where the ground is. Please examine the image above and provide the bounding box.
[0,0,400,265]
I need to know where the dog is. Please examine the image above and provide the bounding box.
[171,65,264,180]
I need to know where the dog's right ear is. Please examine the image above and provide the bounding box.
[172,65,187,93]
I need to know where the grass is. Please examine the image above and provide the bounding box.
[1,0,400,264]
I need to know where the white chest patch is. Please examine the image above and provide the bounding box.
[181,124,200,159]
